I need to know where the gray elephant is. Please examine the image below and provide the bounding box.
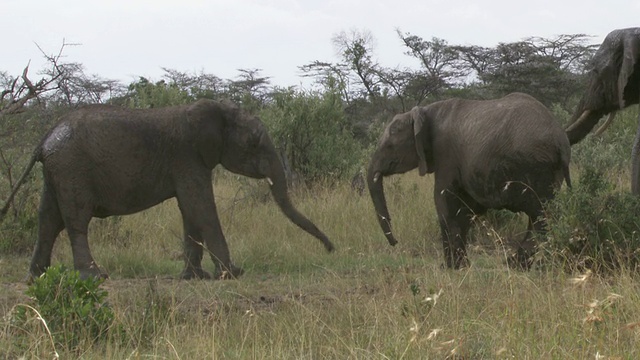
[367,93,571,269]
[565,27,640,192]
[0,99,334,280]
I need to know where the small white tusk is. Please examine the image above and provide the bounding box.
[373,172,381,183]
[266,177,273,186]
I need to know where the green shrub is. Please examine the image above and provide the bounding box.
[12,265,114,352]
[543,166,640,272]
[0,208,38,255]
[570,107,638,171]
[260,88,364,183]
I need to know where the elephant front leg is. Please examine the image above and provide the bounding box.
[439,219,471,269]
[176,177,243,280]
[180,225,210,280]
[435,192,473,269]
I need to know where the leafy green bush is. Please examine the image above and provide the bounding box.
[13,265,114,352]
[0,209,38,254]
[125,77,192,108]
[543,166,640,272]
[570,107,638,171]
[260,88,364,183]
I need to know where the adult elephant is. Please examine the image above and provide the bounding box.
[0,99,334,280]
[565,27,640,192]
[367,93,571,269]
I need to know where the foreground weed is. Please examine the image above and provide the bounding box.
[544,166,640,272]
[10,265,114,353]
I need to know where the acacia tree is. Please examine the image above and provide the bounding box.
[161,68,226,100]
[1,41,123,223]
[0,42,71,116]
[227,68,272,111]
[396,31,466,99]
[455,34,596,108]
[332,30,383,102]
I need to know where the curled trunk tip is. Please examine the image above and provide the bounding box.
[269,177,334,252]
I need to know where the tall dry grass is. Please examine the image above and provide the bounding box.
[1,170,639,359]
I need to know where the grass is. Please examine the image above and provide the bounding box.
[1,170,640,358]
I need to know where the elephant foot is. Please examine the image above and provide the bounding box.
[25,272,39,285]
[442,249,470,269]
[440,258,470,270]
[78,263,109,280]
[507,249,534,270]
[180,267,212,280]
[214,264,244,280]
[26,263,108,283]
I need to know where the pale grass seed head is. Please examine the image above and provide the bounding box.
[568,269,592,286]
[423,288,443,306]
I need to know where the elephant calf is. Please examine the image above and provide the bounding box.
[367,92,571,269]
[1,99,334,281]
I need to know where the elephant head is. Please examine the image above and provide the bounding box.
[367,107,432,246]
[187,99,334,252]
[565,28,640,191]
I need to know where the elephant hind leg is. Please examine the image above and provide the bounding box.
[54,187,105,279]
[29,183,65,279]
[509,212,546,270]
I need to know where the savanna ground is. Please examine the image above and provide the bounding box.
[1,167,640,359]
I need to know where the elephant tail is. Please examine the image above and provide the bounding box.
[0,145,42,223]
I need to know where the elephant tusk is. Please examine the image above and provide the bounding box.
[565,110,591,132]
[373,172,381,183]
[266,177,273,186]
[593,111,617,136]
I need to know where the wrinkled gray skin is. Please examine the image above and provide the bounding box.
[3,99,334,281]
[565,28,640,192]
[368,93,571,269]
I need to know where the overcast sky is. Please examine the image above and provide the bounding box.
[4,0,639,87]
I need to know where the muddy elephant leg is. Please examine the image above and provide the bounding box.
[56,212,103,280]
[438,217,471,269]
[434,190,475,269]
[180,220,209,280]
[176,174,243,280]
[510,212,546,270]
[29,183,65,279]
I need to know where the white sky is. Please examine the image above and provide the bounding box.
[3,0,639,87]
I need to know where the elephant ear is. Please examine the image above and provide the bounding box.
[411,106,432,176]
[186,100,225,169]
[617,34,640,109]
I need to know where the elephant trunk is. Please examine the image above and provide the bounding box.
[367,166,398,246]
[267,165,334,252]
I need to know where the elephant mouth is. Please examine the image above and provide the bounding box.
[373,161,399,182]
